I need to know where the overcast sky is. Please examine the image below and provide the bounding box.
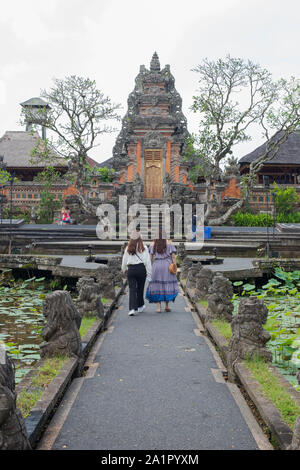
[0,0,299,164]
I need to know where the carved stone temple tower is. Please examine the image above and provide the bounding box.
[111,52,194,203]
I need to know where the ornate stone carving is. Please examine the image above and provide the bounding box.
[194,267,215,300]
[223,156,241,180]
[40,291,82,358]
[76,277,104,320]
[143,131,164,148]
[177,242,186,261]
[227,296,272,382]
[95,265,116,300]
[186,263,202,289]
[150,51,161,72]
[112,52,190,175]
[146,107,163,115]
[107,256,123,288]
[205,273,234,323]
[133,173,143,203]
[64,194,98,225]
[180,257,193,280]
[0,349,31,449]
[164,181,198,205]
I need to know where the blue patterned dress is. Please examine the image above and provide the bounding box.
[146,243,179,303]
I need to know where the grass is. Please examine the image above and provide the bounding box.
[211,319,232,342]
[244,356,300,430]
[197,299,208,308]
[101,297,110,305]
[17,389,43,418]
[79,316,98,338]
[32,356,68,388]
[17,355,68,417]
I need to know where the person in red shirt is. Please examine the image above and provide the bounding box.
[61,206,71,225]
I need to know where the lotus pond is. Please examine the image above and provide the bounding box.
[0,274,47,382]
[233,267,300,391]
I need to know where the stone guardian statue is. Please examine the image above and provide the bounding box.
[40,291,82,358]
[0,349,31,450]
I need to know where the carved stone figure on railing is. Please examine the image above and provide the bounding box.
[40,291,82,358]
[107,257,123,288]
[194,267,214,300]
[76,277,104,320]
[180,257,193,281]
[177,242,186,262]
[0,348,31,450]
[227,296,272,382]
[186,263,202,289]
[95,265,116,300]
[205,273,234,324]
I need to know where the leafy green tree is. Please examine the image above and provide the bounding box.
[0,168,12,185]
[95,166,114,182]
[34,167,62,224]
[273,183,299,216]
[21,75,121,215]
[186,55,300,225]
[84,164,114,183]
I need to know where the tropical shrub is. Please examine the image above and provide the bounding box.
[231,211,300,226]
[272,182,299,216]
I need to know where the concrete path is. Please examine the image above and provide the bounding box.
[37,288,271,451]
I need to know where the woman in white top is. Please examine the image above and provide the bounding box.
[122,233,152,316]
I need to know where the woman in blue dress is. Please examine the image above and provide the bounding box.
[146,234,179,313]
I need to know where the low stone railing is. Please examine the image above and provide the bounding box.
[180,274,300,450]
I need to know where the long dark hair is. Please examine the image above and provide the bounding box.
[127,235,145,255]
[153,230,167,254]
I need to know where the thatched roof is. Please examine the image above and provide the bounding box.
[0,131,67,168]
[239,131,300,166]
[20,97,50,108]
[97,156,114,169]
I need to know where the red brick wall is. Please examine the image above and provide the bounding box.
[221,178,241,200]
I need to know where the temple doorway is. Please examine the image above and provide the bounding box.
[144,149,163,198]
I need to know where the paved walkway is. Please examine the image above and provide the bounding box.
[38,288,271,451]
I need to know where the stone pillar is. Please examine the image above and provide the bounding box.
[227,296,272,382]
[166,140,171,175]
[136,141,141,176]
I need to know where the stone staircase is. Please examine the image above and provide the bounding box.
[128,199,180,240]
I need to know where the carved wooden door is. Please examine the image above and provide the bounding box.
[144,149,163,198]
